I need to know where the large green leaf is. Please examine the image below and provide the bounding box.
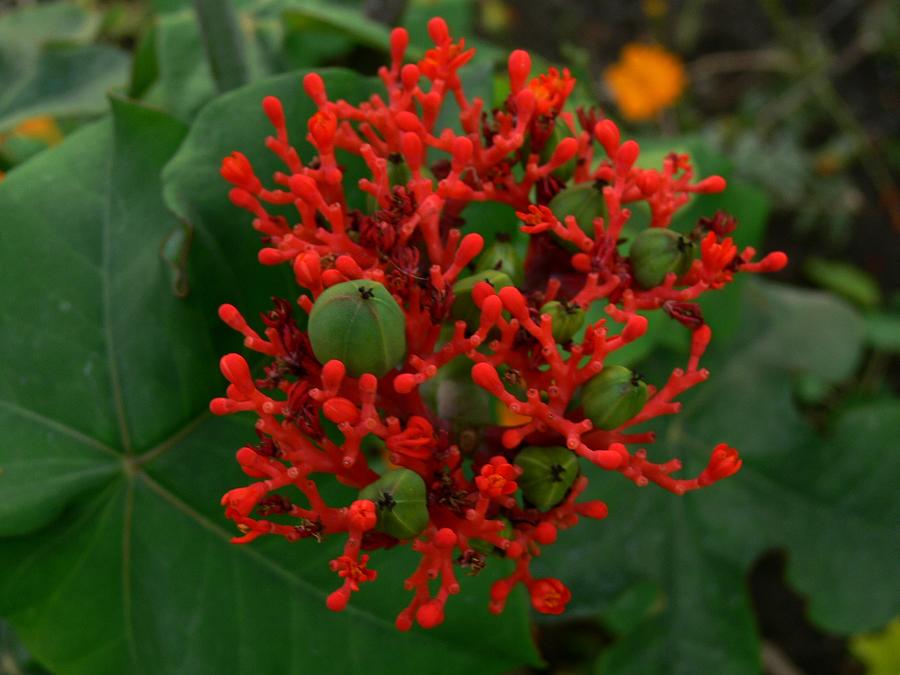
[281,1,393,54]
[535,281,897,675]
[0,2,129,131]
[0,74,539,674]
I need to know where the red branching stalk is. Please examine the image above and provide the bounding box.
[213,18,787,629]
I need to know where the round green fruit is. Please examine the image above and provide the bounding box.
[582,365,648,431]
[359,468,429,540]
[540,300,586,344]
[475,235,523,285]
[451,270,513,328]
[515,446,580,512]
[308,280,406,377]
[628,228,694,288]
[549,181,606,250]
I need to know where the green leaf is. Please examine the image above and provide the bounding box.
[0,3,129,131]
[852,618,900,675]
[1,76,539,674]
[0,44,130,132]
[148,11,218,119]
[0,619,51,675]
[281,1,394,54]
[0,2,99,48]
[537,281,895,674]
[804,256,882,310]
[865,311,900,353]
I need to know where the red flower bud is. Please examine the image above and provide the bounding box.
[699,444,742,486]
[348,499,378,531]
[476,456,519,499]
[508,49,532,92]
[323,397,360,424]
[529,578,571,615]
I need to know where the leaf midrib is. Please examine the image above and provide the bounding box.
[102,127,132,456]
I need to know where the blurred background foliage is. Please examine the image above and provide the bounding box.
[0,1,896,674]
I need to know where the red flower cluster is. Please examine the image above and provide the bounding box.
[214,18,787,630]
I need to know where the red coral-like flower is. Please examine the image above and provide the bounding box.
[211,16,787,630]
[475,456,519,499]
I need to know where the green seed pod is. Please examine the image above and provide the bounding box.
[475,235,523,285]
[451,270,513,328]
[617,200,653,255]
[549,181,606,250]
[628,228,695,288]
[308,280,406,377]
[515,446,580,512]
[539,116,577,182]
[540,300,586,344]
[582,365,648,431]
[359,468,429,540]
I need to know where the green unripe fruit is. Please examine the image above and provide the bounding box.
[515,446,580,512]
[359,468,429,540]
[628,228,695,288]
[617,200,653,254]
[549,181,606,250]
[539,117,577,182]
[540,301,586,344]
[308,280,406,377]
[582,366,648,431]
[451,270,513,328]
[475,235,523,285]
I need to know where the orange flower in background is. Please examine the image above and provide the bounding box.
[12,116,63,146]
[604,43,686,122]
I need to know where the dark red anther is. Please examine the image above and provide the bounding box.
[663,301,705,329]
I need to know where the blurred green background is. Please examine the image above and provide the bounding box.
[0,1,897,674]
